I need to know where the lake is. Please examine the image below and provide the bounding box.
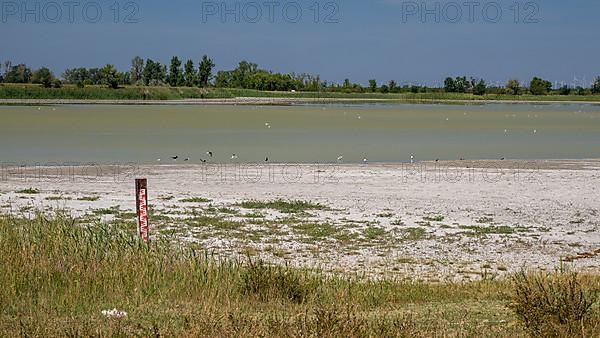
[1,103,599,164]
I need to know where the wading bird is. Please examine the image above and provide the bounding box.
[231,154,238,160]
[171,156,179,161]
[337,155,344,162]
[206,151,213,157]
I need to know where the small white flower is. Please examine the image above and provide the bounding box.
[101,308,128,318]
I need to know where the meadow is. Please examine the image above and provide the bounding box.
[1,213,598,337]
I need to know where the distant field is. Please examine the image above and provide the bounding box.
[2,83,600,103]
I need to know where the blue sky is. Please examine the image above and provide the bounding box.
[2,0,599,86]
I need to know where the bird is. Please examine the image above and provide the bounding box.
[265,122,271,129]
[363,157,368,164]
[410,154,415,164]
[265,157,269,163]
[500,157,505,161]
[533,129,537,134]
[337,155,344,162]
[435,159,439,162]
[171,156,179,161]
[206,151,213,157]
[200,159,207,163]
[231,154,238,160]
[184,158,190,162]
[156,158,161,162]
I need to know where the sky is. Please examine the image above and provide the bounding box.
[1,0,599,86]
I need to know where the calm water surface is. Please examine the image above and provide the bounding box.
[1,103,599,164]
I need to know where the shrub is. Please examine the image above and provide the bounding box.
[241,259,317,303]
[508,270,597,337]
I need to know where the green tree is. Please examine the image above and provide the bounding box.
[444,77,456,92]
[168,56,183,87]
[4,64,32,83]
[506,79,521,95]
[368,79,377,92]
[559,85,571,95]
[100,64,120,89]
[215,70,231,88]
[130,56,144,85]
[31,67,55,88]
[454,76,469,93]
[380,84,389,93]
[184,59,196,87]
[388,80,398,93]
[473,79,487,96]
[198,55,215,87]
[142,59,166,86]
[529,77,552,95]
[591,76,600,94]
[63,68,90,84]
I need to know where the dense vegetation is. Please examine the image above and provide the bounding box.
[0,214,599,337]
[1,57,600,98]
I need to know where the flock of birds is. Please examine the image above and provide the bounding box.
[153,115,545,164]
[157,151,256,163]
[156,153,431,164]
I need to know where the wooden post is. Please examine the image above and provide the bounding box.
[135,179,149,242]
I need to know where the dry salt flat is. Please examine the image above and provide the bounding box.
[1,160,599,281]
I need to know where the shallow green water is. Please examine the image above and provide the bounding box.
[1,103,599,164]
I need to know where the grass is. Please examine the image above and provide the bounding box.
[401,227,428,241]
[423,215,445,222]
[0,214,598,337]
[459,225,517,236]
[77,196,100,201]
[16,188,40,194]
[239,199,327,214]
[179,197,212,203]
[4,83,600,103]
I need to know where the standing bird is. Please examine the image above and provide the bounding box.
[337,155,344,162]
[184,158,190,162]
[200,159,207,163]
[206,151,213,158]
[410,154,415,164]
[265,157,269,163]
[171,156,179,161]
[156,158,161,162]
[363,157,368,164]
[231,154,239,160]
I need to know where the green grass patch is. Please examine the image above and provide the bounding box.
[239,199,327,214]
[179,197,212,203]
[16,188,40,194]
[77,196,100,202]
[423,215,445,222]
[459,225,516,236]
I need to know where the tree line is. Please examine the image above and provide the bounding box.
[1,58,600,96]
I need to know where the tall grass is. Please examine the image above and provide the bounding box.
[509,270,599,337]
[0,214,598,337]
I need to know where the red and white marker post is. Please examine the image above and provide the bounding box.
[135,178,150,242]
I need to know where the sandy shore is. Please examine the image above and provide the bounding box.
[1,160,599,280]
[2,97,600,106]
